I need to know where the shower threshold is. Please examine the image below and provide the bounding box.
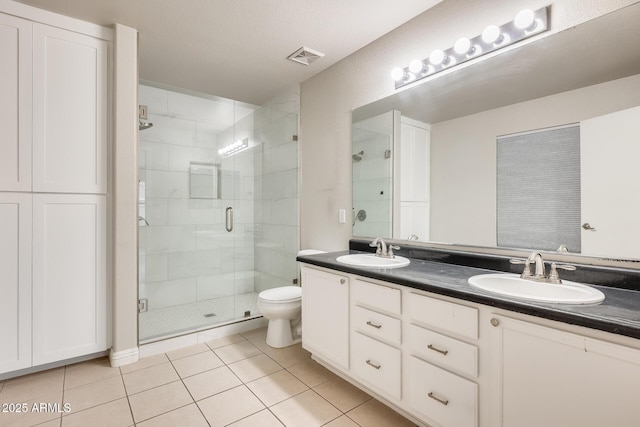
[139,292,260,343]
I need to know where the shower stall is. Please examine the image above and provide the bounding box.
[138,83,300,343]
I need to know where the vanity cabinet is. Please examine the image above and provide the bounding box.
[350,280,402,400]
[0,6,110,376]
[489,314,640,427]
[405,293,479,427]
[300,262,640,427]
[301,266,350,370]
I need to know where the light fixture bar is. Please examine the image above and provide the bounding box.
[392,7,549,89]
[218,138,249,158]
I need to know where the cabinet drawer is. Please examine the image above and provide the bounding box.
[351,332,401,399]
[407,324,478,378]
[408,356,477,427]
[352,279,401,315]
[407,292,478,340]
[352,305,401,346]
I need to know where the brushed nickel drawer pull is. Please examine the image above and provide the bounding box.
[365,359,381,370]
[427,344,449,356]
[366,321,382,329]
[340,278,346,284]
[428,392,449,406]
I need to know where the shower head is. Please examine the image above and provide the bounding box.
[352,151,364,162]
[139,120,153,131]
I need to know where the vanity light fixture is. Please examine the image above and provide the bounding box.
[391,6,548,89]
[218,138,249,158]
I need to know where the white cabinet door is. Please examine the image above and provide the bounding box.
[490,315,640,427]
[301,266,350,370]
[0,193,32,373]
[32,194,107,365]
[0,13,31,192]
[581,106,640,259]
[32,23,108,194]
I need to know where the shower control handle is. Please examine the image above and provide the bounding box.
[225,207,233,232]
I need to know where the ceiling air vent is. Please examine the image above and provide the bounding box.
[287,46,324,66]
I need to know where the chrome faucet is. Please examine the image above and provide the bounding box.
[528,252,546,279]
[369,238,400,259]
[510,251,576,284]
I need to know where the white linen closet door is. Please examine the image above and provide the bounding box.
[32,194,107,365]
[0,13,31,192]
[0,194,32,374]
[581,106,640,259]
[32,23,108,194]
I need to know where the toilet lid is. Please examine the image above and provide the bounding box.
[259,286,302,302]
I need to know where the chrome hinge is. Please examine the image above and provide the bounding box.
[138,298,148,313]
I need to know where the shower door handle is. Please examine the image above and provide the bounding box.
[225,207,233,232]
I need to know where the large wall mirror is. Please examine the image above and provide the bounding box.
[352,3,640,261]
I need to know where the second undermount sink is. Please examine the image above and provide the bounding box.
[336,254,410,269]
[468,273,605,304]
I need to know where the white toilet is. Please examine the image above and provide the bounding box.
[258,249,326,348]
[258,286,302,348]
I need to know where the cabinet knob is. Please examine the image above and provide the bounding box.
[490,318,500,327]
[340,278,346,284]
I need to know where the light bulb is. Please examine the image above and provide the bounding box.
[482,25,501,43]
[514,9,535,30]
[391,67,405,81]
[409,59,424,74]
[454,37,471,55]
[429,49,445,65]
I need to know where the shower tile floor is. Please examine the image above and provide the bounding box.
[139,293,260,342]
[0,328,419,426]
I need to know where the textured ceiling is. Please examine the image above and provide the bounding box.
[17,0,442,105]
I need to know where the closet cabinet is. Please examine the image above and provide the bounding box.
[32,23,108,194]
[0,8,110,376]
[0,12,32,191]
[32,195,107,365]
[0,194,32,373]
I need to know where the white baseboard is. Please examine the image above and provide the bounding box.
[109,347,140,367]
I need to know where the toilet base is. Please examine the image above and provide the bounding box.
[266,318,301,348]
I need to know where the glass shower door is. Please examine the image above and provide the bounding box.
[137,84,259,343]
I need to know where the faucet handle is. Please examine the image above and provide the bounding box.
[388,245,400,258]
[548,262,577,284]
[510,258,532,277]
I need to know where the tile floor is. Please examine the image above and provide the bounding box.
[0,328,418,427]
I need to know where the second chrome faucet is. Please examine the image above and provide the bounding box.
[369,237,400,259]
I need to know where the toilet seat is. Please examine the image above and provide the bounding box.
[259,286,301,303]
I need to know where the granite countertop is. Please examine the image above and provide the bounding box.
[297,250,640,340]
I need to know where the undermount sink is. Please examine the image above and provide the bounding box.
[468,273,605,304]
[336,254,410,269]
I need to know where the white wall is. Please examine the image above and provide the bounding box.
[300,0,637,251]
